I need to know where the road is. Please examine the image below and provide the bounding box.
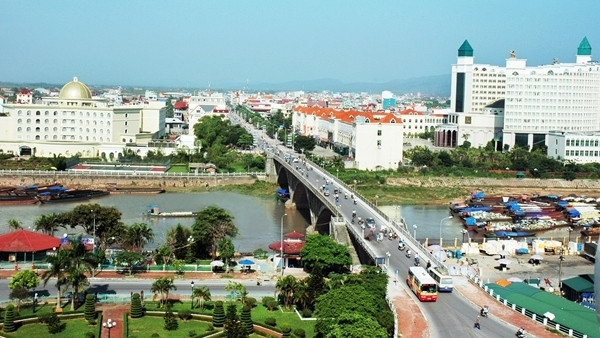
[232,111,520,337]
[0,278,277,302]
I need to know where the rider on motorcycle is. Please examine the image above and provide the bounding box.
[352,210,356,218]
[398,239,405,250]
[406,249,412,258]
[516,327,525,337]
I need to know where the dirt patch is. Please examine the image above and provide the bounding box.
[394,289,429,338]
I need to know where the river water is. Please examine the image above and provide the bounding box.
[0,193,571,252]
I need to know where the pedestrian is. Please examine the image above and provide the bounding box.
[474,315,481,329]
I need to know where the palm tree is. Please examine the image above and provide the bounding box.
[293,280,310,310]
[41,250,70,311]
[7,219,23,231]
[64,236,95,310]
[125,223,154,252]
[192,286,211,312]
[34,213,62,235]
[151,277,177,308]
[276,275,298,309]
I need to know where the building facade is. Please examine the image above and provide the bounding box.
[0,77,165,159]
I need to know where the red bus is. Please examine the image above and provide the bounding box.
[407,266,438,302]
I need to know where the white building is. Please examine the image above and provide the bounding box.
[187,92,229,129]
[0,77,165,159]
[293,106,403,170]
[547,131,600,164]
[437,37,600,151]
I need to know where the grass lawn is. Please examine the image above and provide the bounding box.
[128,316,213,338]
[167,164,189,173]
[143,301,315,337]
[2,318,97,338]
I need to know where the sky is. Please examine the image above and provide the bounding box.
[1,0,599,89]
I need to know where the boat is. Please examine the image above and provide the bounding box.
[276,188,290,202]
[485,231,535,238]
[145,205,198,218]
[38,188,109,204]
[0,195,39,205]
[106,184,165,194]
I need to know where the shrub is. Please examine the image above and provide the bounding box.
[3,304,16,332]
[212,301,225,327]
[84,332,95,338]
[188,330,197,337]
[151,334,160,338]
[130,293,143,318]
[262,296,275,308]
[281,324,291,337]
[266,300,279,311]
[246,297,257,308]
[203,301,215,310]
[38,313,53,324]
[85,294,97,322]
[177,309,192,321]
[164,308,178,331]
[47,313,65,334]
[264,317,276,327]
[293,328,306,338]
[241,305,253,335]
[301,308,312,318]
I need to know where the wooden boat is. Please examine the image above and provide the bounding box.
[485,231,535,238]
[0,195,39,205]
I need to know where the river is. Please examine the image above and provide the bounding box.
[0,193,572,252]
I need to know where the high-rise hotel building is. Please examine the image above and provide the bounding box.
[436,37,600,156]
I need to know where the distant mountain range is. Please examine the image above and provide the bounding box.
[245,74,451,96]
[0,74,451,97]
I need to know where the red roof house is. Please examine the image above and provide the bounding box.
[0,230,60,252]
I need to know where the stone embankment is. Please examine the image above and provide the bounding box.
[0,173,257,191]
[388,176,600,196]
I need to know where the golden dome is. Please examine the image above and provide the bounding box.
[58,77,92,100]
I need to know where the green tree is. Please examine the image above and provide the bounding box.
[166,224,193,260]
[3,304,16,332]
[9,286,29,313]
[7,218,22,230]
[123,222,154,252]
[164,307,178,331]
[325,313,388,338]
[218,237,235,269]
[237,133,254,149]
[314,285,378,322]
[41,249,70,311]
[303,265,326,310]
[193,115,230,149]
[34,213,63,235]
[225,281,248,305]
[224,303,245,338]
[64,236,96,311]
[240,305,253,336]
[276,275,298,309]
[84,294,97,322]
[192,285,211,312]
[293,135,316,153]
[130,293,143,318]
[212,301,225,327]
[9,270,40,290]
[192,206,238,259]
[114,251,144,275]
[151,277,177,308]
[59,204,124,249]
[165,96,174,118]
[300,234,352,274]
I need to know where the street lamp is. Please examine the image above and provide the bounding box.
[190,281,195,309]
[567,227,574,245]
[439,216,453,246]
[375,195,379,207]
[558,248,566,291]
[386,251,391,266]
[103,318,117,338]
[336,168,339,179]
[413,224,418,239]
[280,213,287,276]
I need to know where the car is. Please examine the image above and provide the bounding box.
[365,217,376,228]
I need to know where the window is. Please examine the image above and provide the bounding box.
[377,130,382,136]
[377,140,382,148]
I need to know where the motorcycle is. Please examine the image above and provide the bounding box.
[480,307,489,318]
[405,250,412,258]
[398,242,406,251]
[515,328,525,338]
[414,257,420,266]
[353,199,357,205]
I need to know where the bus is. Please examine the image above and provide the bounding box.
[407,266,438,302]
[428,267,454,292]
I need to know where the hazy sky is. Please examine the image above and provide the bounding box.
[2,1,599,88]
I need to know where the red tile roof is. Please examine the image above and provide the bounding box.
[0,230,60,252]
[293,106,402,124]
[268,240,305,255]
[174,101,188,110]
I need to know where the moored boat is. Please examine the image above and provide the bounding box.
[485,231,535,238]
[0,195,39,205]
[145,205,198,218]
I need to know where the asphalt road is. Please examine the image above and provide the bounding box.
[0,278,277,302]
[232,112,519,337]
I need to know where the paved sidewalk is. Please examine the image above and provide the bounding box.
[97,304,128,338]
[453,276,562,338]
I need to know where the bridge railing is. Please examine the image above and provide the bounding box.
[0,169,265,179]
